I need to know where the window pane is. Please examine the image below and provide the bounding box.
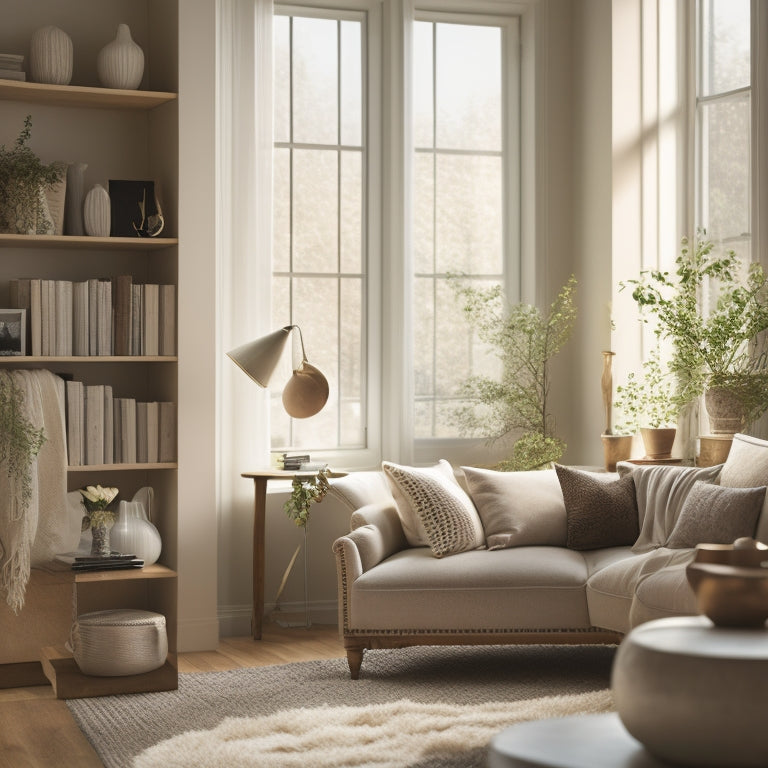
[274,15,290,143]
[699,94,750,239]
[293,17,338,145]
[413,21,434,148]
[414,153,435,274]
[341,20,362,146]
[340,150,362,273]
[436,24,502,151]
[436,154,503,274]
[699,0,750,97]
[273,148,290,272]
[340,277,364,446]
[293,149,338,273]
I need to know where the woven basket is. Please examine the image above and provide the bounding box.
[69,609,168,677]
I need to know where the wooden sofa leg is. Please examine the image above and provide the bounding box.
[346,648,364,679]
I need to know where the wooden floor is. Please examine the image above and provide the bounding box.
[0,624,344,768]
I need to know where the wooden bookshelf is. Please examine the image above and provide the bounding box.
[0,233,178,250]
[0,80,176,110]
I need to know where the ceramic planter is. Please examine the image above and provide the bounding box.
[30,25,73,85]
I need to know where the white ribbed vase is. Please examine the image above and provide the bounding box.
[64,162,87,236]
[83,184,111,237]
[30,25,73,85]
[97,24,144,90]
[111,501,162,565]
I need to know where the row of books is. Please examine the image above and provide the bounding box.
[0,53,25,82]
[9,276,175,357]
[65,379,177,466]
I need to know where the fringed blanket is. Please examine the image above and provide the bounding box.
[0,369,73,613]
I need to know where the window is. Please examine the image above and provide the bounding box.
[271,4,522,465]
[272,9,367,452]
[695,0,751,251]
[412,16,519,441]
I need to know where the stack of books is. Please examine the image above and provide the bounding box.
[0,53,25,82]
[280,453,311,471]
[55,553,144,572]
[64,378,177,466]
[8,276,176,357]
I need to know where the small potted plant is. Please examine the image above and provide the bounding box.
[623,234,768,433]
[0,115,64,235]
[79,485,120,557]
[613,347,679,459]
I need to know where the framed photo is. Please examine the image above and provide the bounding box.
[0,309,25,356]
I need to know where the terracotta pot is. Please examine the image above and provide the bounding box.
[601,434,633,472]
[640,427,676,460]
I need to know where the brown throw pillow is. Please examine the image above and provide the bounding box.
[665,481,766,549]
[555,464,638,551]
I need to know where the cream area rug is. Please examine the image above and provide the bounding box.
[67,643,617,768]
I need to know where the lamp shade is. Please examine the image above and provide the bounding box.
[227,326,291,387]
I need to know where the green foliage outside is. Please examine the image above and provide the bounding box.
[0,115,64,235]
[622,234,768,425]
[0,372,46,514]
[450,276,577,471]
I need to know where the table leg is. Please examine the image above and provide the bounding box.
[251,477,268,640]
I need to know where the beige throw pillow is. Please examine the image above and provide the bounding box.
[555,465,639,551]
[382,460,485,557]
[617,463,723,553]
[719,433,768,542]
[461,467,567,549]
[665,481,766,549]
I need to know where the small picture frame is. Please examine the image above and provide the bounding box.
[0,309,25,356]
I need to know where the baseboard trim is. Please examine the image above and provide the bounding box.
[218,600,338,638]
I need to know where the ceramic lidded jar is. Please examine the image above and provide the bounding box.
[97,23,145,90]
[30,25,73,85]
[83,184,111,237]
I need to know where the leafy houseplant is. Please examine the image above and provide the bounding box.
[0,115,65,235]
[283,468,331,528]
[622,234,768,430]
[0,372,46,515]
[451,276,577,471]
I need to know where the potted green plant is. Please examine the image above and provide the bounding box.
[0,115,65,235]
[612,347,679,459]
[450,275,577,470]
[622,234,768,433]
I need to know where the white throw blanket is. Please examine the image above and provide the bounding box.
[0,369,74,613]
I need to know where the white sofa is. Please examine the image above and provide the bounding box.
[331,434,768,678]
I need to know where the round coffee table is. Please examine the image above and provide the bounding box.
[488,712,668,767]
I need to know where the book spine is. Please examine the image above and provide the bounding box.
[159,284,176,356]
[143,283,159,356]
[113,274,133,356]
[30,279,42,356]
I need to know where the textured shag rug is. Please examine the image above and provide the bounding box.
[67,643,617,768]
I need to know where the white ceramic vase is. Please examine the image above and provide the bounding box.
[97,24,145,90]
[111,501,162,565]
[30,25,73,85]
[83,184,111,237]
[64,162,88,236]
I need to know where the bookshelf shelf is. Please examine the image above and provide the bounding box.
[0,355,177,364]
[0,234,178,250]
[67,462,178,472]
[0,79,176,110]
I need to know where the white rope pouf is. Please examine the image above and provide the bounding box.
[68,609,168,677]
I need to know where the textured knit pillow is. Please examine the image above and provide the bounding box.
[382,460,485,557]
[461,466,567,549]
[665,481,766,549]
[719,433,768,542]
[555,464,638,551]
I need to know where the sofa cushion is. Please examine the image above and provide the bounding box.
[348,546,593,631]
[720,433,768,542]
[585,548,693,634]
[618,463,723,553]
[629,558,698,627]
[460,467,567,549]
[555,465,638,550]
[665,481,766,548]
[382,460,485,557]
[327,471,394,512]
